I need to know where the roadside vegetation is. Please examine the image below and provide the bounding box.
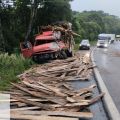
[0,53,34,90]
[72,11,120,42]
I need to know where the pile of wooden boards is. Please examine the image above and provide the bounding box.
[9,52,104,120]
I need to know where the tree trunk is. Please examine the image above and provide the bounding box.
[24,1,38,43]
[0,18,5,52]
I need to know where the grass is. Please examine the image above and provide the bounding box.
[0,53,34,91]
[74,44,79,51]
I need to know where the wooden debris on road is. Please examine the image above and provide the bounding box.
[9,52,105,119]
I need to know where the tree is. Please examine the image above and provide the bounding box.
[72,10,120,42]
[23,0,73,42]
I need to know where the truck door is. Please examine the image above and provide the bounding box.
[20,41,33,58]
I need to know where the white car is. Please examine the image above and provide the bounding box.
[79,39,90,50]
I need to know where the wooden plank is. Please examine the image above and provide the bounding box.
[64,102,88,107]
[46,65,68,71]
[11,114,78,120]
[10,102,26,107]
[76,66,85,75]
[61,84,73,90]
[38,82,66,97]
[11,83,66,105]
[11,106,40,111]
[89,93,105,105]
[22,81,52,94]
[75,84,96,96]
[65,77,88,81]
[11,98,49,102]
[11,110,93,118]
[11,96,53,110]
[41,68,79,75]
[73,93,92,101]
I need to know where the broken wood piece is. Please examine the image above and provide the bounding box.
[22,81,52,94]
[73,84,96,97]
[38,82,66,97]
[66,97,76,103]
[11,95,53,110]
[11,83,66,105]
[88,93,105,105]
[76,66,85,75]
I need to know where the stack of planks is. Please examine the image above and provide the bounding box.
[9,52,104,120]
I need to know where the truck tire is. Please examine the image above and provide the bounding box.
[58,50,67,59]
[65,50,73,57]
[32,55,39,63]
[62,51,68,59]
[32,56,36,62]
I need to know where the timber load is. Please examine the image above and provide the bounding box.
[6,52,105,120]
[20,22,80,61]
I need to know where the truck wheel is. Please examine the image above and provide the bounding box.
[62,51,68,59]
[50,54,54,60]
[32,55,39,63]
[59,51,67,59]
[32,56,36,62]
[65,50,73,57]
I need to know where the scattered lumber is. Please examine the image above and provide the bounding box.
[9,52,105,119]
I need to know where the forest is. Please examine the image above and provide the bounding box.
[1,0,120,53]
[72,10,120,43]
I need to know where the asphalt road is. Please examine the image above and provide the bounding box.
[93,41,120,113]
[75,50,108,120]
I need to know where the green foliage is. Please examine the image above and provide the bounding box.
[0,53,34,90]
[0,0,72,52]
[72,11,120,42]
[1,1,120,51]
[74,44,79,51]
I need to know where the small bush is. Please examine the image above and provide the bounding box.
[0,53,34,90]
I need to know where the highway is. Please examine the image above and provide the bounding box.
[76,50,108,120]
[93,41,120,113]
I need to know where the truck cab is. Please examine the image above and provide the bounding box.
[20,31,69,62]
[97,34,110,48]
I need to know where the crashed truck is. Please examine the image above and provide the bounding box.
[20,23,79,62]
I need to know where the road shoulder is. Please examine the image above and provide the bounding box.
[91,48,120,120]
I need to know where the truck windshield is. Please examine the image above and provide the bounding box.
[98,36,110,40]
[35,40,55,46]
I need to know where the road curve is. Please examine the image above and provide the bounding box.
[93,41,120,112]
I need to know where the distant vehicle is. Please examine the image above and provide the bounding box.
[116,35,120,41]
[107,34,115,43]
[79,39,90,50]
[97,34,115,48]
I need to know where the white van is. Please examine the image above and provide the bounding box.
[97,34,110,48]
[97,34,116,47]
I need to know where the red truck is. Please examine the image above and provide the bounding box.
[20,30,73,62]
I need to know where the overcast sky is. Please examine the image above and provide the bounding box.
[70,0,120,17]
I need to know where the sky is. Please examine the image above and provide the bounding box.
[70,0,120,17]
